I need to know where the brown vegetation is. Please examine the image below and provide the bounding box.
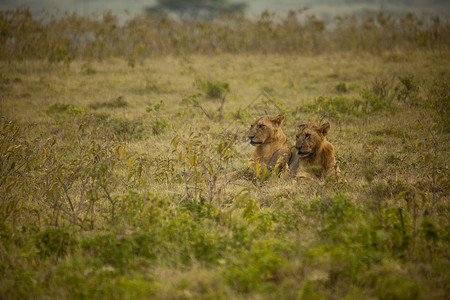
[0,8,449,61]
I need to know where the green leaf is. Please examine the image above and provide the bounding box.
[127,171,135,183]
[395,191,408,201]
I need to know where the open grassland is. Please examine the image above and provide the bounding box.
[1,9,450,300]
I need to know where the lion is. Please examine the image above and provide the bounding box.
[248,114,292,174]
[289,122,338,179]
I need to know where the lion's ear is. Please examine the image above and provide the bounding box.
[271,114,285,127]
[318,123,330,136]
[297,123,306,129]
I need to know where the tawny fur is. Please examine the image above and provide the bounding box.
[248,115,291,173]
[289,122,338,179]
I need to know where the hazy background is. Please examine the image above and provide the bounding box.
[1,0,449,22]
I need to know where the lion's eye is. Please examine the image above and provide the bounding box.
[296,135,299,139]
[305,133,310,139]
[258,124,265,129]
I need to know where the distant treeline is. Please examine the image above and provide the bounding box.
[0,8,448,60]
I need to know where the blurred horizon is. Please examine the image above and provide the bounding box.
[1,0,449,23]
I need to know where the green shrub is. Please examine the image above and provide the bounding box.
[224,239,287,293]
[131,231,158,260]
[152,118,168,135]
[1,268,36,299]
[146,100,164,113]
[35,227,78,258]
[371,272,425,300]
[55,255,156,300]
[335,82,348,93]
[380,207,412,258]
[157,210,229,267]
[119,191,168,229]
[230,222,254,249]
[299,280,327,300]
[196,79,230,99]
[420,217,439,244]
[81,232,134,270]
[300,95,361,118]
[181,199,214,220]
[371,77,392,102]
[168,132,235,202]
[360,89,391,113]
[105,116,145,140]
[395,75,420,107]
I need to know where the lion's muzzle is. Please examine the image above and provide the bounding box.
[296,144,310,157]
[249,139,262,146]
[248,134,262,146]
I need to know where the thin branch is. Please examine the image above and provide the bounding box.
[57,177,75,215]
[102,184,116,224]
[194,103,213,120]
[218,92,227,121]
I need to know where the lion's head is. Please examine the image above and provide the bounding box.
[248,115,285,146]
[295,122,330,157]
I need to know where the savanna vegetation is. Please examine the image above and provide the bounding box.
[0,7,449,299]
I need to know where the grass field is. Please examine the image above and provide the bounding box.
[1,9,449,300]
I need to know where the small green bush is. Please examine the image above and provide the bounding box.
[301,92,394,119]
[299,280,327,300]
[131,231,158,260]
[371,272,424,300]
[299,95,361,119]
[420,217,439,244]
[335,82,348,93]
[360,89,391,113]
[380,207,412,258]
[55,255,157,299]
[157,210,229,267]
[196,79,230,99]
[119,191,168,229]
[46,103,86,115]
[81,232,134,270]
[181,199,214,220]
[35,227,77,258]
[224,239,287,293]
[152,118,168,135]
[395,75,420,107]
[105,116,145,140]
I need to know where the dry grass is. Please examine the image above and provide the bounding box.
[0,16,449,299]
